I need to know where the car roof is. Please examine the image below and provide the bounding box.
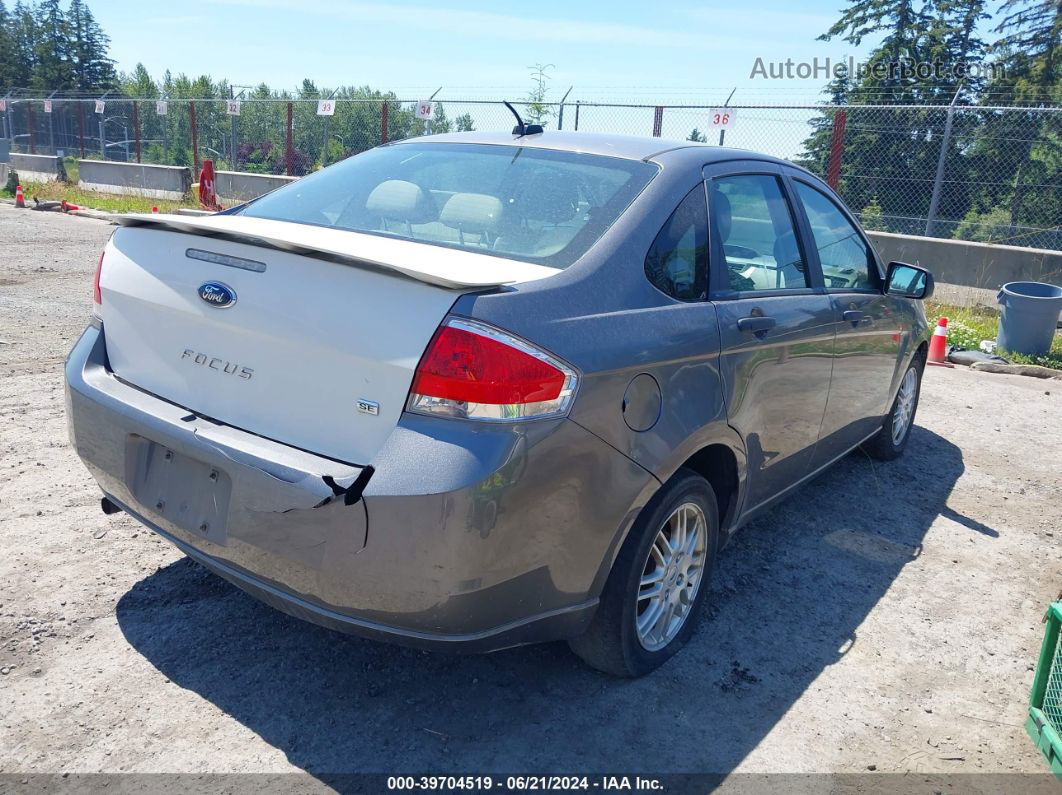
[390,130,795,167]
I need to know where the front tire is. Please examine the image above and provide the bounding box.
[568,470,719,677]
[862,354,924,461]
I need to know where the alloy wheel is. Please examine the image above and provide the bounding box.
[635,502,708,651]
[891,367,918,446]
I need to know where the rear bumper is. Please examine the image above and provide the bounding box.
[65,326,656,652]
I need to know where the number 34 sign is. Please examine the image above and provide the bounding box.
[708,108,736,129]
[415,100,434,120]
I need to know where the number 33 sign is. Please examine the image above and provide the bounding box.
[708,108,736,129]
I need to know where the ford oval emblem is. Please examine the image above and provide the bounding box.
[197,281,237,309]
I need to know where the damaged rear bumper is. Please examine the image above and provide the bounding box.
[65,326,656,652]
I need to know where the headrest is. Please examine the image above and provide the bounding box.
[508,169,579,224]
[365,180,433,224]
[439,193,503,234]
[711,188,732,242]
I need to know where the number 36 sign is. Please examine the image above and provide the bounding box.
[708,108,736,129]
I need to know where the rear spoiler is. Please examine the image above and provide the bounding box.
[113,213,559,290]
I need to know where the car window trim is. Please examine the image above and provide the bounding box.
[642,183,712,303]
[701,163,823,300]
[711,286,819,301]
[786,172,885,291]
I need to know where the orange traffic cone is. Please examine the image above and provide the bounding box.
[14,184,25,208]
[927,317,953,368]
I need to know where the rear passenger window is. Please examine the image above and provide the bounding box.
[794,182,877,290]
[708,175,809,292]
[644,186,708,302]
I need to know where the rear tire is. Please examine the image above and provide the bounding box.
[568,470,719,677]
[862,353,924,461]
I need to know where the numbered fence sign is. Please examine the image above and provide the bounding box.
[708,108,736,129]
[415,100,434,120]
[316,99,335,116]
[43,100,52,113]
[156,101,168,116]
[95,99,105,114]
[226,100,241,116]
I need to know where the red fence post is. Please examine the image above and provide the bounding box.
[132,101,142,163]
[652,106,663,137]
[189,102,199,174]
[380,101,389,144]
[27,103,36,153]
[286,101,294,176]
[826,109,847,190]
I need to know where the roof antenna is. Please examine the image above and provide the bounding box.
[503,100,543,137]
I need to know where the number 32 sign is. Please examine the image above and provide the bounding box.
[708,108,736,129]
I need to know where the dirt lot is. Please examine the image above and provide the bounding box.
[1,203,1061,788]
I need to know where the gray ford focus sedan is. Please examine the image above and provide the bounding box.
[66,130,933,676]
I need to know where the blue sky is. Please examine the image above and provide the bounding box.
[94,0,889,103]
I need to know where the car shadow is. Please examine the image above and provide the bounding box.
[116,425,979,778]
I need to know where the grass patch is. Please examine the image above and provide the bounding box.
[1,180,202,214]
[925,299,1062,370]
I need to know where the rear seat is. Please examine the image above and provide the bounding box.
[436,193,503,248]
[364,176,582,258]
[364,180,435,237]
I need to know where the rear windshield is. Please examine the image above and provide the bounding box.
[237,142,658,268]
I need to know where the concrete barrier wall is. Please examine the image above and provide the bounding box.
[214,170,298,203]
[868,231,1062,289]
[78,160,191,200]
[9,153,65,182]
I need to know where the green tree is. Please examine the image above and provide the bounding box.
[120,61,156,97]
[953,204,1013,241]
[981,1,1062,231]
[687,128,707,142]
[454,112,474,132]
[995,0,1062,88]
[801,0,1009,236]
[793,75,852,176]
[524,62,554,125]
[9,2,37,87]
[916,0,991,101]
[819,0,930,50]
[68,0,114,91]
[429,102,452,134]
[31,0,73,90]
[859,197,887,230]
[0,2,17,89]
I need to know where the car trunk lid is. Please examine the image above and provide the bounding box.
[100,214,559,464]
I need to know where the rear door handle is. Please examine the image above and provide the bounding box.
[843,310,865,325]
[737,316,777,334]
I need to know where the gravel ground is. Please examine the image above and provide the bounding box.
[1,203,1061,788]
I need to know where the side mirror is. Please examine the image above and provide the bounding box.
[885,261,934,300]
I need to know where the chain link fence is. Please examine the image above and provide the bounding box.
[2,94,1060,251]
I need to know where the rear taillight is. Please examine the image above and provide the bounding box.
[408,318,577,421]
[91,251,104,321]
